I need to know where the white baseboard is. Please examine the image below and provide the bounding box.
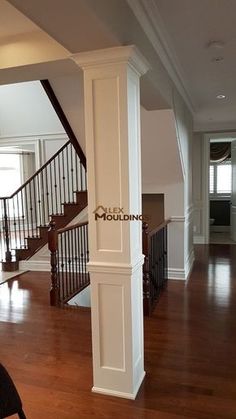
[210,225,230,232]
[185,249,194,279]
[19,260,50,271]
[92,371,146,400]
[168,267,185,280]
[194,235,205,244]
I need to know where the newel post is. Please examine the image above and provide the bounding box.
[48,220,59,306]
[142,222,151,316]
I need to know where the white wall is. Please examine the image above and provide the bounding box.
[49,73,86,154]
[0,81,64,137]
[0,81,68,167]
[141,107,184,211]
[172,90,194,276]
[141,107,187,279]
[141,97,194,279]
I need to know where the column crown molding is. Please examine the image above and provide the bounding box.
[71,45,150,76]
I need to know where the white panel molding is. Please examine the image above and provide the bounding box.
[0,132,66,142]
[126,0,195,113]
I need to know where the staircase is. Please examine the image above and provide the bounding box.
[0,140,87,271]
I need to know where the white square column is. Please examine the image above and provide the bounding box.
[73,46,149,399]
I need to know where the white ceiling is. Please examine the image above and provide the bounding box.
[0,0,39,40]
[3,0,236,132]
[154,0,236,130]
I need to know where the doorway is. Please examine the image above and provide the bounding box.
[203,133,236,245]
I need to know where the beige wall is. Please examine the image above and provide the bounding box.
[142,194,164,232]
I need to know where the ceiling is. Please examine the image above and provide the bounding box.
[153,0,236,130]
[0,0,39,40]
[3,0,236,132]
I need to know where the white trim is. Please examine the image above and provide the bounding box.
[92,371,146,400]
[72,45,150,76]
[126,0,194,113]
[194,235,205,244]
[87,255,144,275]
[202,135,210,244]
[19,260,50,271]
[170,215,185,222]
[0,132,66,142]
[185,249,194,279]
[168,267,185,280]
[211,225,230,232]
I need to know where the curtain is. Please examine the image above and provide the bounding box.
[210,142,231,163]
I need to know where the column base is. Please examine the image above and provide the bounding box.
[92,371,146,400]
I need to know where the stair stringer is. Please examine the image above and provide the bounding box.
[19,205,88,271]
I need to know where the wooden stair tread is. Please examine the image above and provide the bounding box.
[15,191,88,261]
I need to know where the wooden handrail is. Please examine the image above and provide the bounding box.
[0,140,71,199]
[57,221,88,234]
[40,80,87,170]
[148,218,171,237]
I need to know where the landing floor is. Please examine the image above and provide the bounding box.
[1,245,236,418]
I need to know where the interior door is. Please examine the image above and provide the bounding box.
[231,140,236,241]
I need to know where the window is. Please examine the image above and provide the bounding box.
[0,154,22,218]
[209,160,232,196]
[0,154,22,196]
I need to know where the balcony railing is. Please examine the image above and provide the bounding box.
[142,219,170,315]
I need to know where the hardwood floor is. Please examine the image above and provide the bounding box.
[1,244,236,418]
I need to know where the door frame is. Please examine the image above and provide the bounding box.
[202,132,236,244]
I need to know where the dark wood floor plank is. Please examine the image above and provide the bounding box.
[1,244,236,418]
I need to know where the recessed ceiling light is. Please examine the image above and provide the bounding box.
[207,40,225,49]
[211,56,224,62]
[216,94,226,99]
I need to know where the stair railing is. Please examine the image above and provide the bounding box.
[48,220,89,306]
[0,140,86,265]
[142,219,170,316]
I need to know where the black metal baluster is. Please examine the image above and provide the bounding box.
[24,186,30,239]
[36,174,42,228]
[3,199,11,262]
[33,177,38,236]
[74,227,78,290]
[64,231,68,300]
[45,166,50,221]
[60,233,65,302]
[53,158,58,214]
[62,148,66,205]
[16,193,21,249]
[49,162,54,215]
[20,190,25,249]
[12,197,17,250]
[68,229,72,296]
[75,153,79,192]
[70,144,74,202]
[66,144,70,202]
[71,228,75,294]
[58,155,62,214]
[28,182,33,237]
[40,169,46,226]
[80,162,83,191]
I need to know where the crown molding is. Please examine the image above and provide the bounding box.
[71,45,150,76]
[126,0,195,114]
